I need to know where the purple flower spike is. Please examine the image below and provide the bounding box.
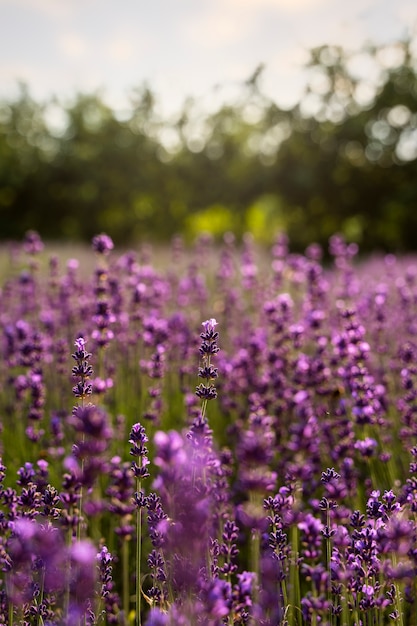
[129,422,150,480]
[197,318,220,405]
[72,337,93,400]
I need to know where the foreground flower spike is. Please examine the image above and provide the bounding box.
[7,519,66,608]
[67,539,97,624]
[196,318,219,406]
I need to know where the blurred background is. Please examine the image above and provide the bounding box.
[1,0,417,252]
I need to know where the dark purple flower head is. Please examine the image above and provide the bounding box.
[0,458,6,483]
[195,383,218,400]
[198,364,218,381]
[16,462,35,486]
[92,233,114,255]
[7,519,67,604]
[321,467,341,484]
[129,422,149,446]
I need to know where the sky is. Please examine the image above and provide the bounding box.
[0,0,416,120]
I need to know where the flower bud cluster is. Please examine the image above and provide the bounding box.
[72,337,93,400]
[129,423,150,480]
[196,318,219,401]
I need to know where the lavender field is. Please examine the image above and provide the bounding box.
[1,231,417,626]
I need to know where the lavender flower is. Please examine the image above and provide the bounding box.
[3,235,417,624]
[129,422,150,624]
[196,318,219,407]
[6,519,66,608]
[67,539,97,624]
[92,233,114,255]
[23,230,44,255]
[129,422,150,480]
[96,545,121,623]
[72,337,93,401]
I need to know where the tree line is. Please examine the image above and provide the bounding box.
[1,37,417,252]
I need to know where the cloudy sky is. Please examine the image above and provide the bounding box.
[1,0,416,117]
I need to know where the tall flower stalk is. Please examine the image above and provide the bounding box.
[71,337,93,540]
[130,423,150,626]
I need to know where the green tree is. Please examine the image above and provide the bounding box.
[1,36,417,251]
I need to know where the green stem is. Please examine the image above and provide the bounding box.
[8,592,13,626]
[281,578,289,626]
[64,526,73,620]
[201,397,208,420]
[122,539,130,623]
[289,523,300,626]
[341,590,350,626]
[77,448,85,541]
[326,508,333,626]
[250,528,260,603]
[37,566,45,626]
[136,477,142,626]
[391,555,404,626]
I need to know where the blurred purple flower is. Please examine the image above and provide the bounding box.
[129,422,150,480]
[144,607,169,626]
[92,233,114,255]
[23,230,44,255]
[7,519,66,605]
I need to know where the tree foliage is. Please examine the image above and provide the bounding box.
[1,36,417,252]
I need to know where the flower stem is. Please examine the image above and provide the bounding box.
[122,538,130,623]
[8,598,13,626]
[136,477,142,626]
[326,508,333,626]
